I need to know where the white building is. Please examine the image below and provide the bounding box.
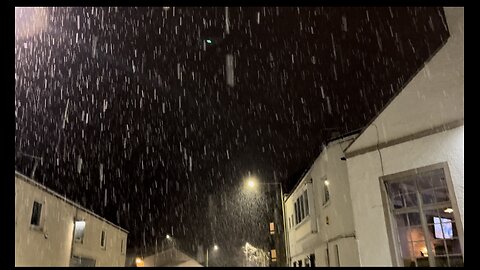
[344,8,464,267]
[284,133,360,267]
[15,171,129,266]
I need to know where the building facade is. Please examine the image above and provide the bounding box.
[284,134,360,267]
[344,8,464,267]
[15,171,128,266]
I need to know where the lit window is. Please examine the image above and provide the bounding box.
[382,165,464,267]
[30,201,42,226]
[269,222,275,235]
[74,221,86,243]
[101,230,106,249]
[271,249,277,262]
[323,181,330,205]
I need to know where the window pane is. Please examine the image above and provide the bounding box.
[388,180,416,196]
[293,202,298,225]
[325,185,330,203]
[30,201,42,226]
[300,196,305,221]
[304,191,309,216]
[417,168,447,191]
[101,231,106,248]
[445,255,464,267]
[74,221,86,241]
[395,214,409,227]
[392,193,418,209]
[410,240,429,258]
[421,187,450,204]
[409,227,425,242]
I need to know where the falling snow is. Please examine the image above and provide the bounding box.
[15,6,450,266]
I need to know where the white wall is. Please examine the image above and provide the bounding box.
[15,173,128,267]
[285,136,359,266]
[15,176,75,266]
[344,8,464,266]
[346,8,464,155]
[73,210,128,266]
[346,125,464,266]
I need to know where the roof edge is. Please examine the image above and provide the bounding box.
[15,171,129,234]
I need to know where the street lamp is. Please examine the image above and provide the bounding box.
[135,257,145,267]
[205,244,219,267]
[244,177,287,266]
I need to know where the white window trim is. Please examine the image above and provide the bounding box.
[30,198,46,232]
[74,219,86,244]
[380,162,464,267]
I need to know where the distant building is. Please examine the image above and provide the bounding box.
[129,237,203,267]
[284,133,360,267]
[344,8,464,267]
[141,246,203,267]
[15,171,128,266]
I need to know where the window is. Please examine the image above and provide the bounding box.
[269,222,275,235]
[121,238,126,254]
[30,201,42,226]
[74,221,86,243]
[294,201,299,224]
[323,180,330,205]
[299,194,305,220]
[271,249,277,262]
[294,191,310,225]
[100,230,106,249]
[304,191,309,216]
[309,253,316,267]
[382,164,464,267]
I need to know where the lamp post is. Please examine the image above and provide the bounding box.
[244,177,287,266]
[205,244,218,267]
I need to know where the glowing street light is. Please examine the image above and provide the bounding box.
[135,257,145,267]
[206,244,219,267]
[166,234,171,239]
[242,175,287,266]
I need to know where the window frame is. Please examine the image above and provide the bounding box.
[323,180,330,206]
[30,201,42,227]
[100,230,107,250]
[380,162,464,267]
[121,238,126,254]
[74,220,87,244]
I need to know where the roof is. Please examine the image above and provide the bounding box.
[284,131,359,202]
[143,246,203,267]
[15,171,129,234]
[344,8,462,157]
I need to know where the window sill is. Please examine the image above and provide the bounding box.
[30,224,44,232]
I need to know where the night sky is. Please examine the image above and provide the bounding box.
[15,6,449,263]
